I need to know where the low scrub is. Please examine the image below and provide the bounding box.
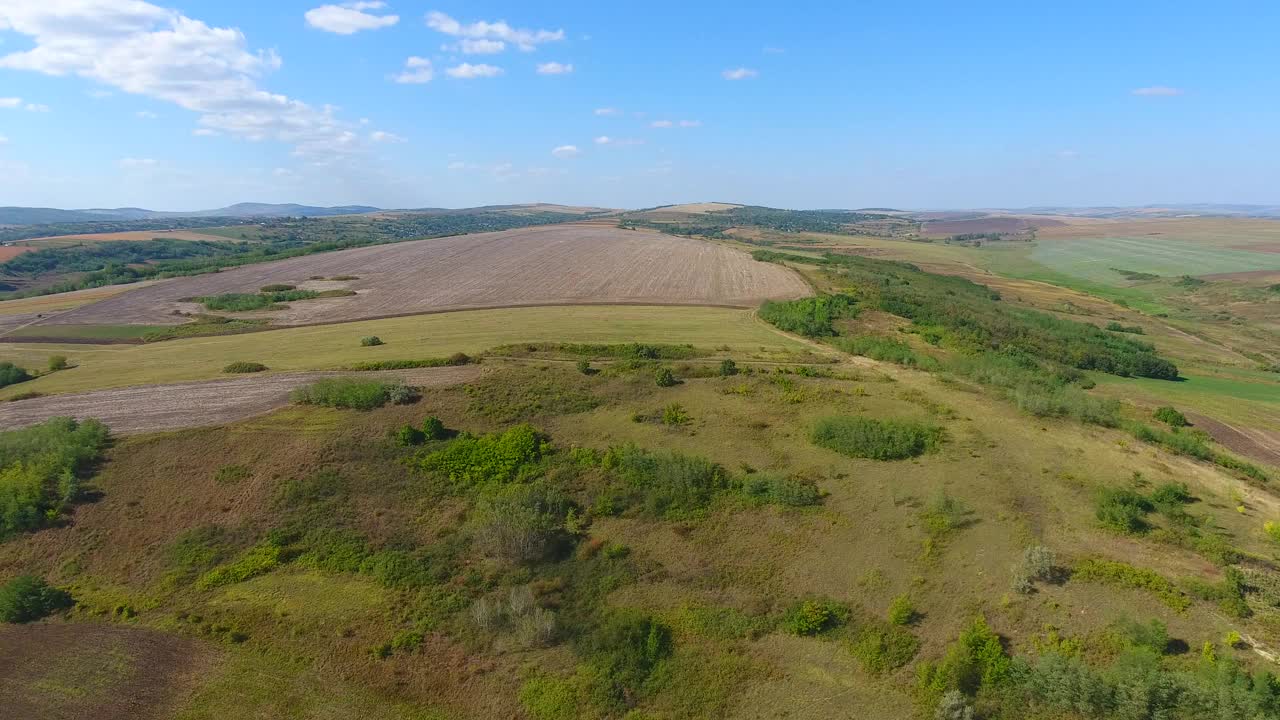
[360,335,384,347]
[742,472,821,507]
[833,335,935,369]
[782,597,850,636]
[418,424,548,487]
[345,353,473,371]
[142,316,266,342]
[259,283,296,292]
[290,377,412,410]
[196,542,283,589]
[223,361,268,374]
[758,294,858,337]
[488,342,705,360]
[0,575,72,623]
[597,445,730,519]
[811,415,944,460]
[1071,557,1190,611]
[1153,405,1189,427]
[848,620,920,674]
[0,417,109,536]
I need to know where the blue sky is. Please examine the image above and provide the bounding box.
[0,1,1277,210]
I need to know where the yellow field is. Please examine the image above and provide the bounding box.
[0,305,806,397]
[0,283,157,316]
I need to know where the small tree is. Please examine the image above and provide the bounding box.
[576,359,592,375]
[422,416,448,440]
[888,593,916,625]
[654,367,677,387]
[0,362,32,388]
[360,336,384,347]
[1153,406,1189,428]
[48,355,69,371]
[718,358,739,377]
[0,576,72,623]
[935,690,974,720]
[395,425,426,446]
[1011,545,1057,594]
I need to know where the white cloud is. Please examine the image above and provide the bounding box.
[678,120,701,127]
[192,128,219,136]
[272,167,296,177]
[305,2,399,35]
[119,157,157,168]
[446,160,469,170]
[446,62,503,79]
[722,67,758,80]
[594,135,642,146]
[0,135,8,145]
[136,110,158,119]
[594,135,611,144]
[24,103,49,112]
[369,130,405,143]
[0,2,367,159]
[457,38,505,54]
[393,56,433,84]
[650,120,674,128]
[536,61,573,75]
[1132,86,1183,96]
[426,11,563,52]
[551,144,580,158]
[594,107,621,116]
[0,97,20,108]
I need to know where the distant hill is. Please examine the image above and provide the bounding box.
[0,203,383,226]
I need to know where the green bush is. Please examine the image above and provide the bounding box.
[196,542,282,589]
[222,361,267,374]
[654,366,677,387]
[577,612,673,712]
[0,417,109,536]
[47,355,68,371]
[849,620,920,674]
[661,403,690,426]
[395,425,426,446]
[259,283,296,292]
[360,335,384,347]
[422,416,448,440]
[345,354,473,371]
[917,616,1010,697]
[834,335,934,368]
[811,416,944,460]
[1095,488,1153,534]
[1106,321,1145,334]
[470,483,576,564]
[519,674,584,720]
[289,377,407,410]
[1153,405,1189,427]
[782,597,850,636]
[742,473,822,507]
[576,359,591,375]
[418,424,548,486]
[887,594,916,625]
[599,445,729,519]
[1071,557,1190,611]
[758,294,858,337]
[0,575,72,623]
[718,358,739,376]
[0,362,32,388]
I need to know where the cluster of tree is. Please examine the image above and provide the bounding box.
[620,206,897,238]
[0,417,109,537]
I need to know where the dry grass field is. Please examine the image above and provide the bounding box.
[0,366,481,434]
[13,229,238,248]
[30,224,809,328]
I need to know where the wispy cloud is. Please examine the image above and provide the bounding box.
[551,144,580,158]
[722,67,758,80]
[0,97,21,109]
[393,56,434,84]
[536,61,573,75]
[370,130,405,143]
[192,128,219,137]
[678,120,701,128]
[426,11,564,52]
[1132,86,1183,96]
[446,63,503,79]
[136,110,158,119]
[650,120,673,128]
[595,136,643,146]
[0,134,8,145]
[651,119,699,129]
[456,38,504,54]
[305,2,399,34]
[594,107,621,116]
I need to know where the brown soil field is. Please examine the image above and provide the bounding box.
[1037,217,1280,245]
[1186,412,1280,468]
[0,366,482,434]
[32,224,809,328]
[921,215,1062,236]
[0,622,212,720]
[0,245,33,261]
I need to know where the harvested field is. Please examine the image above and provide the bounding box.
[0,622,211,720]
[1186,412,1280,468]
[32,223,809,328]
[921,215,1060,236]
[0,245,33,261]
[0,365,481,434]
[15,229,240,247]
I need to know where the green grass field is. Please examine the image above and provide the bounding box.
[3,324,168,341]
[0,305,807,397]
[1029,236,1280,284]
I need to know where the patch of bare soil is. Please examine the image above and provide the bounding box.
[0,365,483,434]
[0,622,214,720]
[34,223,810,328]
[1185,412,1280,468]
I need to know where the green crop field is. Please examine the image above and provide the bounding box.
[1029,236,1280,284]
[0,305,808,397]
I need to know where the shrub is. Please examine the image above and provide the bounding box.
[935,690,974,720]
[742,473,822,507]
[196,542,282,589]
[888,594,916,625]
[661,403,690,426]
[834,335,933,368]
[758,294,858,337]
[470,483,576,564]
[345,355,473,371]
[289,377,406,410]
[520,675,584,720]
[1095,488,1153,534]
[1071,557,1190,611]
[422,416,448,440]
[1011,545,1057,594]
[0,575,72,623]
[395,425,426,446]
[222,361,267,374]
[599,445,729,518]
[783,597,850,636]
[917,616,1010,696]
[1265,521,1280,544]
[849,621,920,674]
[718,358,739,376]
[812,415,944,460]
[0,417,109,536]
[578,612,673,712]
[418,424,548,486]
[654,366,677,387]
[360,335,384,347]
[1153,406,1189,427]
[47,355,68,371]
[385,384,416,405]
[0,362,32,389]
[576,359,591,375]
[259,283,296,292]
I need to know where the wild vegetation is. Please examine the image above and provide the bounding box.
[0,417,108,536]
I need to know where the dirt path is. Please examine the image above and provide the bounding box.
[0,366,482,434]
